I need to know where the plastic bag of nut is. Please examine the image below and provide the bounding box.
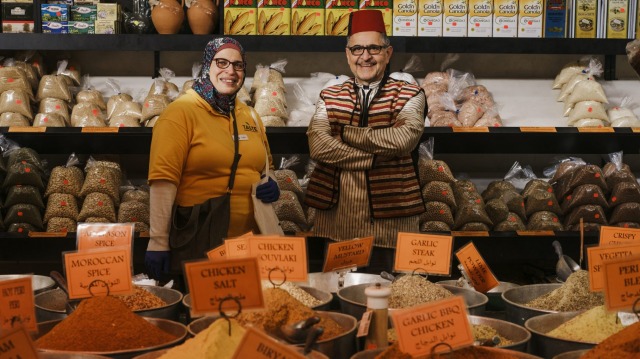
[44,153,84,198]
[46,217,77,233]
[77,192,117,222]
[273,190,307,229]
[121,186,150,204]
[274,156,304,202]
[417,138,455,186]
[44,193,79,223]
[118,201,150,223]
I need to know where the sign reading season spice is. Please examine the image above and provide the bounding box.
[248,236,308,282]
[322,236,373,272]
[232,327,306,359]
[0,276,36,332]
[602,256,640,311]
[76,223,134,250]
[599,226,640,246]
[184,257,264,316]
[0,327,39,359]
[587,242,640,292]
[63,248,133,299]
[455,242,499,293]
[394,232,453,275]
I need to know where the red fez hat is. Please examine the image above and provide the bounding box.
[348,10,386,36]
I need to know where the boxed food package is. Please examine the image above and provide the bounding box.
[69,20,95,33]
[291,0,324,35]
[97,3,119,20]
[42,21,68,33]
[223,0,257,35]
[393,0,417,36]
[443,0,467,36]
[257,0,291,35]
[468,0,492,37]
[544,0,567,37]
[71,4,97,21]
[1,2,35,33]
[493,0,517,36]
[518,0,542,37]
[41,3,68,21]
[95,19,119,33]
[418,0,442,36]
[573,0,597,38]
[326,0,356,36]
[360,0,392,35]
[605,0,629,39]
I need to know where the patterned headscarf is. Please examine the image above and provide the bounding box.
[192,37,246,116]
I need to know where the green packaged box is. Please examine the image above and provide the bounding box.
[71,5,97,21]
[68,20,95,33]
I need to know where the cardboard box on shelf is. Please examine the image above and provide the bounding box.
[605,0,629,39]
[393,0,417,36]
[326,0,356,36]
[518,0,542,37]
[97,3,119,20]
[573,0,597,38]
[42,20,69,32]
[2,20,34,32]
[41,3,69,21]
[2,2,34,20]
[443,0,467,37]
[544,0,567,38]
[69,20,95,33]
[223,0,257,35]
[291,0,324,35]
[418,0,442,36]
[71,4,97,21]
[493,0,517,37]
[257,0,291,35]
[468,0,492,37]
[95,19,119,33]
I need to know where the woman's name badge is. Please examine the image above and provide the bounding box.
[234,134,249,141]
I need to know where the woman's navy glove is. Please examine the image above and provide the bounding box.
[145,250,170,280]
[256,177,280,203]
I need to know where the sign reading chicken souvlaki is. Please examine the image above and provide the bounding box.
[247,235,308,282]
[63,246,133,299]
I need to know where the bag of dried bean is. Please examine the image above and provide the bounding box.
[274,156,304,203]
[83,217,112,223]
[44,193,79,223]
[609,202,640,224]
[527,211,563,231]
[0,89,33,119]
[564,204,607,226]
[8,223,37,234]
[77,192,117,223]
[4,203,43,229]
[609,182,640,207]
[522,179,554,198]
[494,213,526,231]
[482,180,517,202]
[421,181,456,210]
[2,162,46,191]
[46,217,77,232]
[545,157,586,184]
[273,190,307,228]
[420,221,450,232]
[5,185,44,209]
[525,190,562,216]
[560,184,608,214]
[117,201,150,224]
[121,187,150,204]
[420,201,454,227]
[44,153,84,198]
[485,198,509,224]
[417,138,455,186]
[80,165,121,206]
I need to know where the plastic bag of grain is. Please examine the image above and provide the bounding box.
[105,78,135,119]
[609,182,640,207]
[558,73,591,102]
[83,217,112,223]
[420,221,450,232]
[109,115,141,127]
[453,204,493,230]
[141,93,171,122]
[0,61,32,95]
[4,203,43,229]
[280,220,302,234]
[482,180,517,202]
[417,138,455,186]
[77,192,117,222]
[3,144,46,172]
[567,101,609,125]
[9,58,38,91]
[32,113,66,127]
[565,80,608,108]
[55,59,81,86]
[146,68,180,98]
[44,153,84,198]
[250,59,287,94]
[420,201,454,227]
[2,162,46,191]
[610,202,640,224]
[274,156,304,202]
[527,211,563,231]
[485,198,509,224]
[553,60,586,89]
[525,189,562,216]
[0,112,30,127]
[8,223,37,234]
[145,116,160,127]
[254,83,288,120]
[389,55,422,85]
[76,75,107,110]
[545,156,586,184]
[46,217,77,232]
[71,102,106,127]
[522,179,554,198]
[39,98,70,125]
[179,62,202,96]
[118,201,150,223]
[273,190,307,228]
[560,184,608,214]
[37,74,72,102]
[564,204,607,226]
[0,89,33,119]
[121,187,150,204]
[494,212,526,231]
[44,193,79,223]
[80,165,121,205]
[421,181,456,210]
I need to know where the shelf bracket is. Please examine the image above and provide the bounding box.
[153,51,160,78]
[604,54,616,81]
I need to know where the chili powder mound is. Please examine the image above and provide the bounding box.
[36,295,177,352]
[581,321,640,359]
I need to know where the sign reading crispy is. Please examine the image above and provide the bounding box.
[0,327,39,359]
[394,232,453,275]
[455,242,499,293]
[0,277,36,332]
[184,258,264,317]
[599,226,640,246]
[603,256,640,311]
[76,223,134,250]
[248,236,308,282]
[63,248,133,299]
[207,244,227,261]
[232,327,306,359]
[322,236,373,272]
[390,296,473,356]
[587,243,640,292]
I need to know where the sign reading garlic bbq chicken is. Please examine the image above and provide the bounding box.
[63,248,133,299]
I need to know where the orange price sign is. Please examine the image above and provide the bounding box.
[390,296,473,357]
[322,236,373,272]
[599,226,640,246]
[184,257,264,317]
[394,232,453,276]
[63,248,133,299]
[602,256,640,311]
[207,244,227,261]
[76,223,134,250]
[0,327,39,359]
[455,242,499,293]
[587,243,640,292]
[232,327,306,359]
[225,237,250,258]
[248,236,308,282]
[0,277,36,332]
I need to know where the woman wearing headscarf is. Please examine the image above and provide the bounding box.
[144,37,280,282]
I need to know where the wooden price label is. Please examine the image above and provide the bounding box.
[76,223,134,250]
[0,277,36,332]
[519,127,557,133]
[455,242,499,293]
[322,236,373,272]
[8,126,46,133]
[232,327,306,359]
[63,248,133,299]
[577,127,614,133]
[452,127,489,133]
[599,226,640,246]
[248,236,308,282]
[184,258,264,317]
[516,230,555,236]
[390,296,473,356]
[207,244,227,261]
[587,243,640,292]
[394,232,453,276]
[451,231,489,237]
[81,127,119,133]
[603,256,640,311]
[0,327,39,359]
[632,127,640,133]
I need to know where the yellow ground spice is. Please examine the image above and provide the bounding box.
[159,318,245,359]
[581,321,640,359]
[546,305,624,343]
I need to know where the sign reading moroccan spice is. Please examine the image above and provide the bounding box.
[207,244,227,261]
[0,327,39,359]
[248,236,308,282]
[394,232,453,275]
[587,243,640,292]
[599,226,640,246]
[455,242,499,293]
[76,223,134,250]
[322,236,373,272]
[390,296,473,356]
[184,257,264,316]
[0,277,36,332]
[232,327,306,359]
[63,248,133,299]
[602,256,640,311]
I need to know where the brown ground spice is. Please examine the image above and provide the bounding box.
[117,286,167,311]
[375,343,521,358]
[36,295,176,351]
[581,321,640,359]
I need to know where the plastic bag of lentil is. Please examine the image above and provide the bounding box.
[420,201,454,227]
[32,113,66,127]
[141,94,171,122]
[497,190,526,220]
[522,179,554,198]
[4,185,44,209]
[616,222,640,229]
[117,201,150,223]
[4,203,43,229]
[525,189,562,216]
[420,221,450,232]
[2,162,46,191]
[109,115,141,128]
[561,184,608,214]
[46,217,77,232]
[0,63,32,95]
[274,156,304,202]
[0,112,30,126]
[43,193,79,223]
[527,211,563,231]
[459,222,490,231]
[77,192,116,223]
[417,138,455,186]
[44,154,83,198]
[105,78,135,119]
[453,205,493,230]
[609,202,640,224]
[83,217,112,223]
[273,190,307,228]
[79,166,121,206]
[609,182,640,207]
[453,179,478,194]
[564,204,607,226]
[603,152,637,189]
[482,180,517,202]
[36,75,72,102]
[485,198,509,224]
[545,157,586,184]
[4,145,45,172]
[494,213,526,231]
[146,68,180,98]
[566,164,608,193]
[39,98,70,125]
[421,181,456,210]
[70,102,106,127]
[8,223,37,234]
[0,89,33,120]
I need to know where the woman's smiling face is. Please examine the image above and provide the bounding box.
[209,48,245,95]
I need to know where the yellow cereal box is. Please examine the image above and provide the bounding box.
[606,0,629,39]
[418,0,443,36]
[573,0,597,38]
[493,0,517,37]
[468,0,492,37]
[257,0,290,35]
[443,0,468,36]
[326,0,356,36]
[394,0,418,36]
[360,0,393,35]
[518,0,542,37]
[224,0,257,35]
[291,0,324,35]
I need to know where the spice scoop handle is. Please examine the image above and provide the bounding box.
[303,327,323,355]
[50,271,70,295]
[552,240,564,260]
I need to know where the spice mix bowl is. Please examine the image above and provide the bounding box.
[552,349,590,359]
[39,354,111,359]
[438,280,520,311]
[524,312,596,359]
[0,274,55,294]
[350,346,544,358]
[303,272,391,294]
[502,283,562,326]
[468,315,531,352]
[337,283,488,319]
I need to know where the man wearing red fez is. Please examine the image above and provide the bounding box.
[306,9,427,273]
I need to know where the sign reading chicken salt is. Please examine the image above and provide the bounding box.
[248,236,308,282]
[0,276,36,333]
[394,232,453,275]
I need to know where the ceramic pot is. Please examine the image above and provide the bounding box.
[186,0,218,34]
[150,0,184,34]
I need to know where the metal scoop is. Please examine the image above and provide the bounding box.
[50,271,80,314]
[552,241,580,282]
[279,316,321,344]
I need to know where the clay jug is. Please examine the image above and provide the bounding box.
[150,0,185,34]
[186,0,218,34]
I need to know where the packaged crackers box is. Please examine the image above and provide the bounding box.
[518,0,542,37]
[223,0,257,35]
[573,0,597,38]
[493,0,517,36]
[360,0,392,35]
[544,0,567,37]
[468,0,492,37]
[418,0,442,36]
[2,2,35,33]
[606,0,628,39]
[393,0,417,36]
[443,0,467,36]
[326,0,355,36]
[257,0,290,35]
[291,0,324,35]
